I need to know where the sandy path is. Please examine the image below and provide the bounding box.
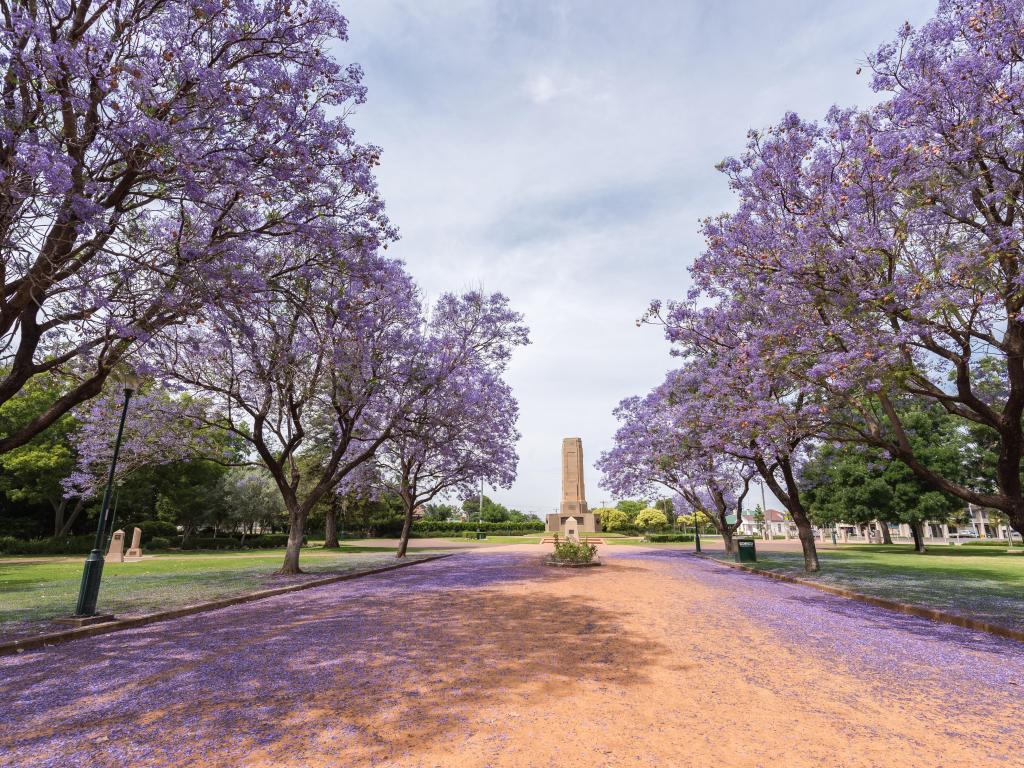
[1,547,1021,767]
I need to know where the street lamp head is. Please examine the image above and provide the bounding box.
[118,370,143,394]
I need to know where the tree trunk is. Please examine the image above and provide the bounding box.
[878,520,893,545]
[324,495,340,548]
[910,521,926,553]
[793,515,820,572]
[722,526,736,554]
[754,454,820,572]
[279,509,306,574]
[396,496,415,559]
[56,497,86,537]
[52,498,66,537]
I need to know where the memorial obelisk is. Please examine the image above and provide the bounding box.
[546,437,601,534]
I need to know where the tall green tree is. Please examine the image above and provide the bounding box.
[804,407,970,552]
[0,374,82,536]
[615,500,647,523]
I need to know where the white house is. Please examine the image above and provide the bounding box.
[739,509,795,539]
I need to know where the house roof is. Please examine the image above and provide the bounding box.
[740,509,787,523]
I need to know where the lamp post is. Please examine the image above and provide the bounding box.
[73,373,140,618]
[107,479,123,549]
[477,477,483,540]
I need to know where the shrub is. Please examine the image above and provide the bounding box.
[0,535,96,555]
[634,508,669,531]
[148,536,172,550]
[244,533,292,548]
[550,535,598,564]
[410,528,539,538]
[138,520,179,543]
[645,533,695,543]
[181,534,302,550]
[963,539,1019,546]
[597,507,628,531]
[409,519,543,535]
[180,536,242,550]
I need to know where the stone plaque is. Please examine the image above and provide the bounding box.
[106,529,125,563]
[124,527,144,562]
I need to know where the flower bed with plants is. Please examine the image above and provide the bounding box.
[545,535,601,567]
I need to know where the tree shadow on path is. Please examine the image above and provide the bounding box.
[1,553,666,767]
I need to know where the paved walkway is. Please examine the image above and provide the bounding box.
[2,548,1022,767]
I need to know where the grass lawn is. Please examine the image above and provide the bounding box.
[0,545,429,642]
[710,544,1024,633]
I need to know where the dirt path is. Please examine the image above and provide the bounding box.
[2,547,1021,767]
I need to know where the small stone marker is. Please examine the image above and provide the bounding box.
[564,515,579,542]
[124,527,143,562]
[106,529,125,563]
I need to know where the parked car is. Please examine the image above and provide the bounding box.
[949,529,979,538]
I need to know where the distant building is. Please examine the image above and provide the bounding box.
[824,506,1019,543]
[739,509,794,538]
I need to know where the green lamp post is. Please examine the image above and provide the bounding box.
[72,372,141,618]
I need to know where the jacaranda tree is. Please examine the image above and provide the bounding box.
[597,369,755,555]
[158,247,421,573]
[374,291,528,558]
[639,0,1024,556]
[0,0,392,453]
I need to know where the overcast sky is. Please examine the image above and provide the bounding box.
[339,0,936,516]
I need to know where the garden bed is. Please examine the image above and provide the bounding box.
[543,556,602,568]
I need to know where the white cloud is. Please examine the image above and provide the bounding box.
[525,73,559,103]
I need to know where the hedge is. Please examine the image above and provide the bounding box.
[180,533,300,550]
[0,534,96,555]
[410,520,543,534]
[0,532,298,554]
[644,533,695,542]
[243,533,294,548]
[412,528,541,538]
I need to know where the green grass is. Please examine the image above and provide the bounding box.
[0,545,428,641]
[711,544,1024,632]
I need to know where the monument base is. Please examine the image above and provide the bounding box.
[545,511,602,535]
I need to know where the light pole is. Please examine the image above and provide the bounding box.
[759,480,769,541]
[73,373,140,618]
[477,477,484,540]
[107,479,123,549]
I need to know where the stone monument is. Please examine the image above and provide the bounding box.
[124,527,143,562]
[106,529,125,563]
[546,437,601,534]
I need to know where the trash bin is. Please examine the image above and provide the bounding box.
[475,532,487,540]
[735,538,756,563]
